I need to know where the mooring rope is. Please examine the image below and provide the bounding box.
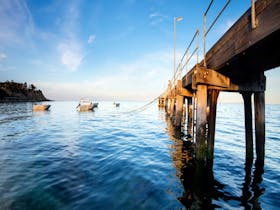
[121,96,159,115]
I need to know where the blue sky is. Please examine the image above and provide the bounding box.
[0,0,279,103]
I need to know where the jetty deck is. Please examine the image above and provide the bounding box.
[161,0,280,162]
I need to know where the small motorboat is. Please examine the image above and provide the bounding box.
[77,99,94,111]
[113,102,120,107]
[33,104,51,111]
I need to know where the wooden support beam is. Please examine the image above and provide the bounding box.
[206,73,266,93]
[187,97,193,124]
[241,92,254,159]
[176,80,193,97]
[192,67,230,90]
[196,85,208,160]
[184,68,266,93]
[254,92,265,161]
[175,95,184,127]
[207,89,219,159]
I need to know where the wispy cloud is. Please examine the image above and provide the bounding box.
[87,35,96,44]
[149,12,161,18]
[37,50,174,100]
[0,0,34,46]
[56,1,86,71]
[58,41,84,71]
[0,53,7,60]
[149,12,168,25]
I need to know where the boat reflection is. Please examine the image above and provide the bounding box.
[165,115,265,209]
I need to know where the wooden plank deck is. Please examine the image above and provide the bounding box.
[183,0,280,87]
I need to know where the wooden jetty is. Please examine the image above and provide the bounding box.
[161,0,280,162]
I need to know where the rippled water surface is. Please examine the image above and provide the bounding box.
[0,101,279,209]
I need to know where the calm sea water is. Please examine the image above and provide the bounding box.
[0,101,279,209]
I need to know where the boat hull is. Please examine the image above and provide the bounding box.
[33,104,51,111]
[79,104,94,111]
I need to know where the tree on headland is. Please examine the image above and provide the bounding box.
[24,82,27,89]
[29,84,36,90]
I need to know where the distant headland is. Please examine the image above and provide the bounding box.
[0,81,50,102]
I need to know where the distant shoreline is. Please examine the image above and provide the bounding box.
[0,81,51,103]
[0,99,52,103]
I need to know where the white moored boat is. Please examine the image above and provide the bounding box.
[77,99,94,111]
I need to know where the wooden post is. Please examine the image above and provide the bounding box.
[170,98,175,120]
[165,98,169,112]
[167,98,171,115]
[175,95,184,127]
[196,85,208,160]
[207,89,219,159]
[187,97,193,123]
[192,94,197,141]
[241,92,254,159]
[254,92,265,161]
[167,98,172,116]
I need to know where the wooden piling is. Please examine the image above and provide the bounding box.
[196,85,208,160]
[165,98,169,112]
[187,98,193,124]
[167,98,171,115]
[170,98,175,120]
[241,92,254,159]
[175,95,184,127]
[254,92,265,161]
[207,89,219,159]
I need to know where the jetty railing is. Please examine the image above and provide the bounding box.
[171,29,200,91]
[203,0,231,67]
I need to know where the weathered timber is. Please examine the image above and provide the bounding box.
[164,0,278,163]
[187,97,193,124]
[176,80,193,97]
[175,95,184,127]
[254,92,265,161]
[184,67,266,93]
[242,92,254,159]
[206,0,280,75]
[158,97,165,107]
[207,89,219,159]
[196,85,208,160]
[167,98,171,115]
[170,98,175,120]
[191,66,230,90]
[182,0,280,89]
[165,98,169,111]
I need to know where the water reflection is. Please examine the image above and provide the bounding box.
[241,159,265,209]
[165,115,265,209]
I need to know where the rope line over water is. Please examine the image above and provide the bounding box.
[121,96,159,115]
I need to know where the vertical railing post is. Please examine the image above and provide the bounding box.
[203,14,207,67]
[251,0,257,29]
[197,29,200,65]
